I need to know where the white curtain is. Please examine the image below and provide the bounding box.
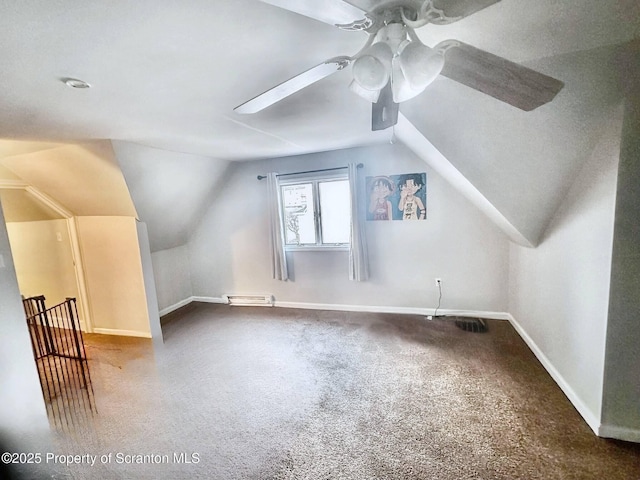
[267,172,289,281]
[348,163,369,281]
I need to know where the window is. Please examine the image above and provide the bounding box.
[280,174,351,249]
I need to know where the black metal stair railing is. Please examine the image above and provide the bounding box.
[23,296,96,430]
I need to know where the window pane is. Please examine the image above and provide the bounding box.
[319,180,350,244]
[281,183,316,245]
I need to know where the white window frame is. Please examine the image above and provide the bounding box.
[279,171,351,251]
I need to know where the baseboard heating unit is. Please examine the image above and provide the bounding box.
[222,294,274,306]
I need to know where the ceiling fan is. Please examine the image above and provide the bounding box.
[233,0,564,131]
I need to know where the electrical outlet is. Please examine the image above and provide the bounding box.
[435,278,442,287]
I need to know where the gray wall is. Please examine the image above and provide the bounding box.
[508,104,623,431]
[136,221,163,346]
[188,143,510,313]
[151,244,193,312]
[601,91,640,437]
[0,200,50,440]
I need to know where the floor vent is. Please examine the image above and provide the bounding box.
[222,294,274,306]
[453,316,488,333]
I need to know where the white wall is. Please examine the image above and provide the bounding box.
[6,219,79,307]
[601,90,640,439]
[0,202,49,439]
[151,244,193,314]
[136,221,163,345]
[76,216,151,337]
[189,143,510,313]
[508,105,623,432]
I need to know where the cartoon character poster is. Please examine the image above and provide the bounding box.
[366,173,427,221]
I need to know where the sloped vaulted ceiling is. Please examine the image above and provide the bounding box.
[112,141,230,252]
[0,0,638,246]
[402,41,635,244]
[0,141,137,217]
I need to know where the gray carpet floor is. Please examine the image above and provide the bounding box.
[17,303,640,479]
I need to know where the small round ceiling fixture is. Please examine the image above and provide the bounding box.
[62,77,91,89]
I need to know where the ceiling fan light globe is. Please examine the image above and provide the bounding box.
[400,43,445,90]
[353,55,389,91]
[352,42,393,92]
[348,79,382,103]
[391,57,423,103]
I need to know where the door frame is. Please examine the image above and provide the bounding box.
[0,180,94,332]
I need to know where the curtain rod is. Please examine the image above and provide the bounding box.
[257,163,363,180]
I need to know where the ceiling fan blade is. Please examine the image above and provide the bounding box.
[372,82,399,131]
[234,57,351,114]
[431,0,502,22]
[438,41,564,111]
[258,0,371,29]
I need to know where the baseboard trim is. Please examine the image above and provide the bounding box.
[159,297,193,317]
[165,297,509,320]
[598,424,640,443]
[92,328,152,339]
[159,296,227,317]
[274,301,510,320]
[506,314,601,435]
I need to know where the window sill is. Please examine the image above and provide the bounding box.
[285,245,350,252]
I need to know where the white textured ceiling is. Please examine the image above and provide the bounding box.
[0,0,639,245]
[1,0,635,160]
[0,0,392,159]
